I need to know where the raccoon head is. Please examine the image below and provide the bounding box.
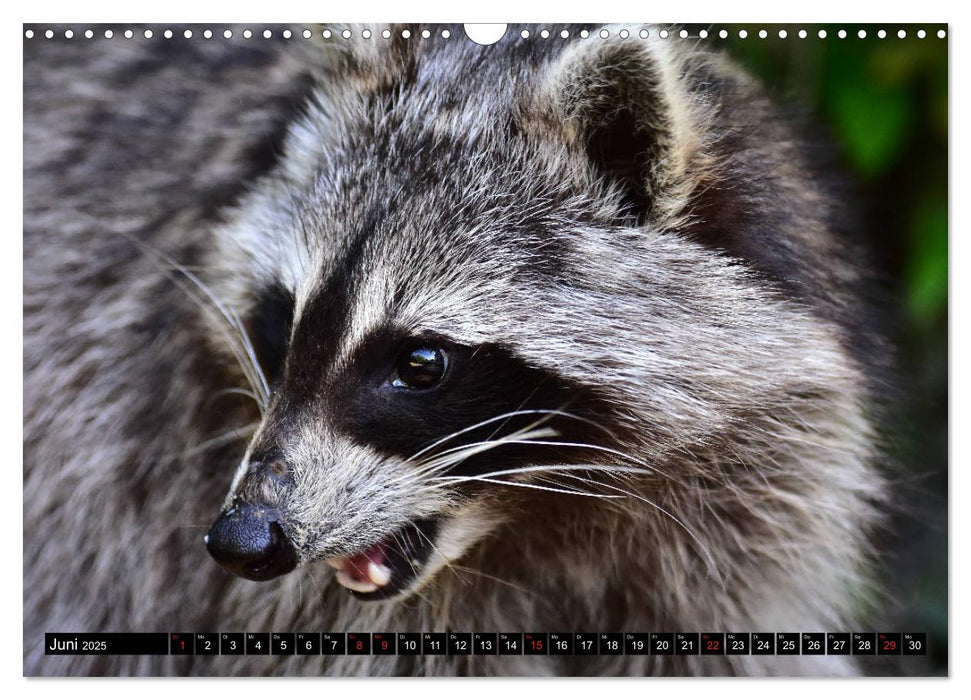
[201,28,867,600]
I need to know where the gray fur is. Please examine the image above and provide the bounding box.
[24,24,889,676]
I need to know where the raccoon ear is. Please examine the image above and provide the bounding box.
[530,33,707,225]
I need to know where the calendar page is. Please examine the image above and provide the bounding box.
[22,22,948,677]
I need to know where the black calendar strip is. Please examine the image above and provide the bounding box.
[44,633,169,655]
[45,632,927,656]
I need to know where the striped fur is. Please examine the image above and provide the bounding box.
[24,24,889,676]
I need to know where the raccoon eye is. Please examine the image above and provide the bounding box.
[392,345,448,390]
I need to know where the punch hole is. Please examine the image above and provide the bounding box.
[639,29,649,39]
[463,24,506,45]
[520,29,529,39]
[878,29,886,39]
[818,29,828,39]
[560,29,569,39]
[620,29,630,39]
[363,29,372,39]
[303,29,312,39]
[838,29,847,38]
[540,29,550,39]
[441,29,451,39]
[264,30,273,39]
[758,29,767,39]
[85,29,93,39]
[323,29,332,39]
[719,29,728,39]
[24,29,34,39]
[699,29,708,39]
[163,29,172,39]
[678,29,687,38]
[184,30,193,39]
[421,29,430,39]
[858,30,866,39]
[778,29,788,39]
[659,29,669,39]
[65,29,74,39]
[45,29,53,39]
[225,30,234,39]
[341,29,351,39]
[282,29,291,39]
[124,29,133,39]
[104,29,113,39]
[401,29,411,39]
[738,29,747,39]
[898,29,906,38]
[243,29,252,39]
[580,29,589,38]
[938,29,946,38]
[798,29,807,38]
[917,29,926,38]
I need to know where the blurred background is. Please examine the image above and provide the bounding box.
[710,25,948,675]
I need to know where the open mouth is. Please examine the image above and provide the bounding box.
[325,519,439,600]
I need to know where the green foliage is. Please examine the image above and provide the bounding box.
[907,197,948,325]
[722,26,948,323]
[827,70,913,176]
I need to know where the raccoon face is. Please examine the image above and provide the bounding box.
[203,140,619,596]
[201,30,863,599]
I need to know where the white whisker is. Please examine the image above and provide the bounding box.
[411,427,559,478]
[448,476,625,499]
[168,422,260,462]
[212,387,264,404]
[448,564,543,599]
[405,409,613,463]
[117,233,270,413]
[420,458,721,581]
[429,463,646,488]
[575,476,723,582]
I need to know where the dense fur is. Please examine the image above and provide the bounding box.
[24,24,890,676]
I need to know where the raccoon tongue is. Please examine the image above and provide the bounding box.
[329,544,393,593]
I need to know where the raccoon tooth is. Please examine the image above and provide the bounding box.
[335,569,378,593]
[368,561,392,587]
[325,557,346,570]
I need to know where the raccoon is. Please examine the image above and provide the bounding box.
[23,24,891,676]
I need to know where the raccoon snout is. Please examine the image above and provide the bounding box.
[204,503,297,581]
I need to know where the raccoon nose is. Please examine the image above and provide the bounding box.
[204,504,297,581]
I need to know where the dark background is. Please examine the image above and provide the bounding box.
[713,24,948,674]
